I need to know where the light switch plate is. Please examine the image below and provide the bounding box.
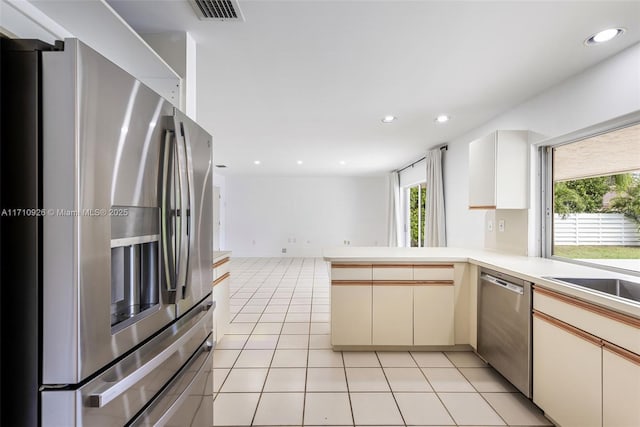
[487,220,493,232]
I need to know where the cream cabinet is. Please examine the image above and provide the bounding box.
[533,286,640,427]
[212,255,231,341]
[331,284,372,346]
[414,285,454,345]
[533,312,602,427]
[330,263,458,348]
[372,285,413,345]
[603,344,640,427]
[468,130,530,209]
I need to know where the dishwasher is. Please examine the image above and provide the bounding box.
[477,268,532,398]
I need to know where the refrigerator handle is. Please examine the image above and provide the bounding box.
[174,123,190,297]
[182,123,194,299]
[161,130,177,301]
[86,304,213,408]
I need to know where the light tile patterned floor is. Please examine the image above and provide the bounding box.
[213,257,553,427]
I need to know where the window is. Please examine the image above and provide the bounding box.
[406,183,426,247]
[544,120,640,274]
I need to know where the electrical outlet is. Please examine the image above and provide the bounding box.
[281,248,287,253]
[498,219,505,232]
[487,220,493,232]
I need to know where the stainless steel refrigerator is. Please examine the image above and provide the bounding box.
[1,37,215,426]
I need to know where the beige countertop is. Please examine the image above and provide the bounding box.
[213,251,232,263]
[323,246,640,319]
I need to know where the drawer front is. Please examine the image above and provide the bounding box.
[212,257,230,280]
[372,265,413,281]
[331,264,372,281]
[413,264,454,281]
[534,287,640,354]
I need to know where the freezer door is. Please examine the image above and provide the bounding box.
[172,110,214,318]
[42,39,176,384]
[41,295,214,427]
[131,337,214,426]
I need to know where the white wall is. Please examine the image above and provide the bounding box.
[444,42,640,253]
[399,159,426,187]
[143,32,197,119]
[226,175,388,257]
[213,172,227,250]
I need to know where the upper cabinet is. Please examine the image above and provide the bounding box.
[468,130,530,209]
[8,0,182,105]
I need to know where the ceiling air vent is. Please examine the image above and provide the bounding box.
[189,0,245,21]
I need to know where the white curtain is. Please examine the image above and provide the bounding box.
[424,149,446,247]
[387,171,402,246]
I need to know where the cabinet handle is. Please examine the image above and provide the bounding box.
[603,341,640,366]
[213,272,230,287]
[533,311,602,347]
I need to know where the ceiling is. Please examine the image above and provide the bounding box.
[108,0,640,176]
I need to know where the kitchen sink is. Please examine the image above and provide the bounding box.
[546,277,640,303]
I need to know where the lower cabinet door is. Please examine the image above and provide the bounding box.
[603,346,640,427]
[213,279,230,340]
[331,284,372,346]
[372,286,413,345]
[533,314,602,427]
[413,285,454,345]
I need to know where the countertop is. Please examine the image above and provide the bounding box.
[323,246,640,319]
[213,251,232,263]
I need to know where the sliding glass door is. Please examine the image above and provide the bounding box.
[406,183,426,247]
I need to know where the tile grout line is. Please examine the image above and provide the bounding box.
[222,257,289,426]
[456,362,511,427]
[301,259,314,427]
[245,258,288,426]
[409,351,459,426]
[341,351,356,427]
[375,351,408,427]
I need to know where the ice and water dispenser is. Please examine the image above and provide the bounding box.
[110,207,161,331]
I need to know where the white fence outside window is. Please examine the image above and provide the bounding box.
[554,213,640,246]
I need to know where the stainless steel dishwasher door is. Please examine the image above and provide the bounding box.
[477,269,532,397]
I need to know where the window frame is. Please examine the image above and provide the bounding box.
[540,110,640,277]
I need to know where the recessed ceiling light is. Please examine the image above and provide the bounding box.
[297,160,303,165]
[435,114,450,123]
[382,115,397,123]
[253,160,261,165]
[585,28,625,45]
[339,160,346,165]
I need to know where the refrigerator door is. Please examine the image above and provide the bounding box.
[41,39,176,385]
[172,110,214,318]
[0,38,56,426]
[41,295,214,427]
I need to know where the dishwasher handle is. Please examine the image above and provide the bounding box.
[481,273,524,295]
